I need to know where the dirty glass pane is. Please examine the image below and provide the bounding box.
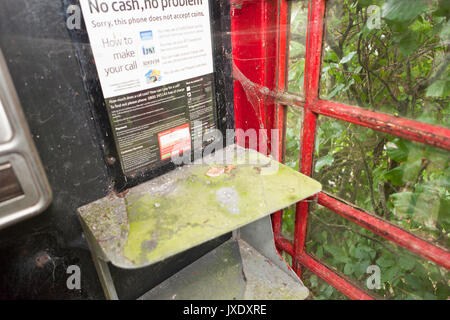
[313,117,450,250]
[281,106,304,241]
[288,1,309,95]
[320,0,450,128]
[306,206,450,300]
[284,107,304,171]
[283,0,308,238]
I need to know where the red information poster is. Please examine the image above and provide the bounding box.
[157,123,191,160]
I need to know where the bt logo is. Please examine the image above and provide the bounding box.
[142,46,156,56]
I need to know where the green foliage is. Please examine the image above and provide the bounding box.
[382,0,428,23]
[286,0,449,300]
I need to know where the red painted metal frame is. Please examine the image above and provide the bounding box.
[231,0,450,300]
[231,0,286,239]
[318,192,450,269]
[311,100,450,151]
[277,237,375,300]
[274,96,450,151]
[271,0,290,241]
[292,0,324,275]
[232,0,271,135]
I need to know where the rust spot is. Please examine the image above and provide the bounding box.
[253,167,262,174]
[116,189,130,198]
[225,165,236,174]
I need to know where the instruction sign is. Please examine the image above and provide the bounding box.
[80,0,216,174]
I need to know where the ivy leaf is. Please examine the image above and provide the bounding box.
[354,246,368,260]
[405,274,422,290]
[382,266,400,283]
[326,245,349,263]
[382,0,428,23]
[376,256,395,268]
[344,263,354,275]
[399,255,416,271]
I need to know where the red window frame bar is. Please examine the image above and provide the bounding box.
[231,0,450,300]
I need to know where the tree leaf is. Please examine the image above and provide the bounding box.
[382,0,428,23]
[339,51,357,64]
[426,80,446,97]
[385,166,405,186]
[397,33,420,56]
[326,83,345,99]
[354,246,369,260]
[386,140,409,162]
[315,154,334,172]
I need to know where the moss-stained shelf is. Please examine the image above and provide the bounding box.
[78,145,322,269]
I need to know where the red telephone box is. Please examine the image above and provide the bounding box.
[0,0,448,300]
[232,0,449,300]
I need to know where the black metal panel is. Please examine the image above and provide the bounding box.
[0,0,110,300]
[0,0,234,299]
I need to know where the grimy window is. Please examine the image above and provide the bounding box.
[233,0,449,300]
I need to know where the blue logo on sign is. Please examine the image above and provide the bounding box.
[142,46,156,55]
[145,69,161,84]
[140,31,153,41]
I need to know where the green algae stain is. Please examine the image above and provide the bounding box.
[122,161,321,266]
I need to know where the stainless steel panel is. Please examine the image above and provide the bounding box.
[0,98,12,143]
[0,49,52,229]
[0,162,24,202]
